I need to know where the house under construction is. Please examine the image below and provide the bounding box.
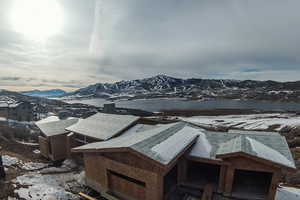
[72,121,296,200]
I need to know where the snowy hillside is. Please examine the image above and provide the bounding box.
[63,75,300,102]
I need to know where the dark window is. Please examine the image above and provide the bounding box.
[232,169,272,199]
[108,170,146,187]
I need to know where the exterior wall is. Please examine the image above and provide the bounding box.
[222,157,281,200]
[49,134,68,161]
[67,133,99,164]
[0,109,7,119]
[183,156,281,200]
[83,152,164,200]
[39,136,50,159]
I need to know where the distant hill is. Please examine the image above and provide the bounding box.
[0,89,66,107]
[63,74,300,102]
[21,89,67,98]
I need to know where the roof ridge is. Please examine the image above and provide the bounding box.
[246,137,295,169]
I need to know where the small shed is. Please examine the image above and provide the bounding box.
[65,113,141,148]
[103,103,116,113]
[36,118,79,161]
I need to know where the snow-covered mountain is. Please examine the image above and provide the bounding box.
[21,89,67,98]
[64,75,300,102]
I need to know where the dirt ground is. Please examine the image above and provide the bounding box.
[0,139,50,199]
[0,139,45,163]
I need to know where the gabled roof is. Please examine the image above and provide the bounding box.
[36,118,79,137]
[216,135,295,169]
[188,128,296,170]
[73,120,295,170]
[216,135,245,155]
[73,122,199,165]
[66,113,140,141]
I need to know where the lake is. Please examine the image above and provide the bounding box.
[65,98,300,112]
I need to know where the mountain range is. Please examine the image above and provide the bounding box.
[21,89,67,98]
[63,75,300,102]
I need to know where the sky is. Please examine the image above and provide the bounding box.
[1,0,300,91]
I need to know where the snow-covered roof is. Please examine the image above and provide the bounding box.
[35,116,60,125]
[189,131,212,159]
[0,102,9,108]
[189,128,296,169]
[247,137,295,168]
[74,123,199,165]
[74,121,295,169]
[215,135,295,169]
[120,123,159,137]
[0,102,20,108]
[66,113,140,140]
[151,127,198,164]
[36,118,79,137]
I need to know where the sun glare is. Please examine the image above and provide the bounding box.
[10,0,64,41]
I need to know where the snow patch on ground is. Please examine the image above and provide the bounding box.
[61,159,77,170]
[276,186,300,200]
[13,172,81,200]
[2,154,48,170]
[40,160,78,174]
[33,149,41,154]
[20,162,48,171]
[2,155,19,167]
[3,155,83,200]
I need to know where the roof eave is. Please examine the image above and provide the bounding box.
[71,147,128,153]
[216,152,296,172]
[65,118,140,141]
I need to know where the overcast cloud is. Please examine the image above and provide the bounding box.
[1,0,300,91]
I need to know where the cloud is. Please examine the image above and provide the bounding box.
[1,0,300,91]
[0,76,21,81]
[90,0,300,81]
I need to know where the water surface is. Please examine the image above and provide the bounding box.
[66,98,300,112]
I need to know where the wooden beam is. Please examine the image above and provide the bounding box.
[101,192,120,200]
[224,166,235,196]
[156,174,164,200]
[78,192,97,200]
[218,165,227,193]
[72,147,128,153]
[267,172,280,200]
[178,158,187,183]
[201,184,213,200]
[187,156,230,166]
